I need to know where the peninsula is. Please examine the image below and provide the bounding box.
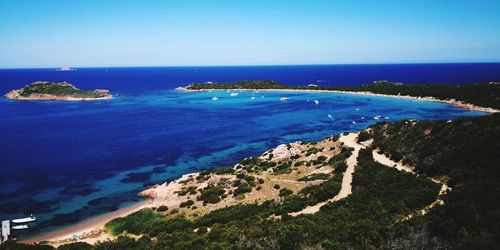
[5,81,112,101]
[12,113,500,249]
[180,80,500,112]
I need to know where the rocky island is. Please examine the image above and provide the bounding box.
[5,81,112,101]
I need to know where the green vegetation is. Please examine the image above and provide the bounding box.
[187,80,500,109]
[357,130,371,142]
[179,199,194,208]
[188,80,283,90]
[279,188,293,197]
[212,167,235,175]
[272,163,292,175]
[233,184,252,197]
[370,113,500,248]
[197,186,225,205]
[15,82,109,98]
[297,173,330,181]
[8,115,499,249]
[157,205,168,212]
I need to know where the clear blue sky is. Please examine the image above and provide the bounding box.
[1,0,499,68]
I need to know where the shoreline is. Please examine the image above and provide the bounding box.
[21,86,495,246]
[23,201,149,246]
[176,86,499,113]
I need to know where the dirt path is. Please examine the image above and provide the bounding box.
[290,133,362,216]
[290,132,449,218]
[371,149,450,218]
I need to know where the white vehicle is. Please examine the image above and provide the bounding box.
[12,214,36,224]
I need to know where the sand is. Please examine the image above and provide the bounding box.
[24,201,149,246]
[290,132,363,216]
[177,87,499,113]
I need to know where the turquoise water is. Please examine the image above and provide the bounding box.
[0,68,490,238]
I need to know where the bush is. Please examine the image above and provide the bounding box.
[297,173,330,181]
[274,184,281,189]
[333,161,347,174]
[198,186,225,204]
[357,131,371,142]
[233,184,252,196]
[157,205,168,212]
[105,208,165,236]
[180,199,194,208]
[273,163,292,175]
[214,167,235,175]
[279,188,293,197]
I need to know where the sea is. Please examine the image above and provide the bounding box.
[1,63,499,239]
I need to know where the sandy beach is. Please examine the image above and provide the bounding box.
[24,201,149,246]
[20,86,484,247]
[176,87,499,113]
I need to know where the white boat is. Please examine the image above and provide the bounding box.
[373,116,381,120]
[251,96,256,100]
[280,97,289,101]
[12,225,29,230]
[12,214,36,224]
[355,108,360,111]
[211,97,219,101]
[314,100,319,104]
[352,121,356,124]
[230,92,238,96]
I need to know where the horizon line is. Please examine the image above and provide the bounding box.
[1,61,500,70]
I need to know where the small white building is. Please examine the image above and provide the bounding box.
[1,220,10,243]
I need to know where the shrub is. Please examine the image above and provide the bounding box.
[357,131,371,142]
[274,184,281,189]
[297,173,330,181]
[306,147,320,156]
[157,205,168,212]
[214,167,235,175]
[198,186,225,204]
[180,199,194,208]
[333,161,348,173]
[233,184,252,196]
[273,163,291,175]
[279,188,293,197]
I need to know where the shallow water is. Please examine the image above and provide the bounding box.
[0,65,492,238]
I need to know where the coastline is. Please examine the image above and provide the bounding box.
[4,82,113,101]
[24,201,149,246]
[20,86,495,246]
[176,87,499,113]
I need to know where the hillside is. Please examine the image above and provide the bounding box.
[5,81,112,101]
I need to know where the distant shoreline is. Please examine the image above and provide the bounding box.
[176,86,499,113]
[20,84,495,246]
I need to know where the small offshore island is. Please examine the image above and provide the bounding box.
[5,81,112,101]
[9,80,499,249]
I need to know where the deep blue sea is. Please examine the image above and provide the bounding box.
[0,63,499,238]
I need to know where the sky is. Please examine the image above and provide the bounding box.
[0,0,499,68]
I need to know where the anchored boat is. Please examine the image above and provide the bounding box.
[12,214,36,224]
[12,225,29,230]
